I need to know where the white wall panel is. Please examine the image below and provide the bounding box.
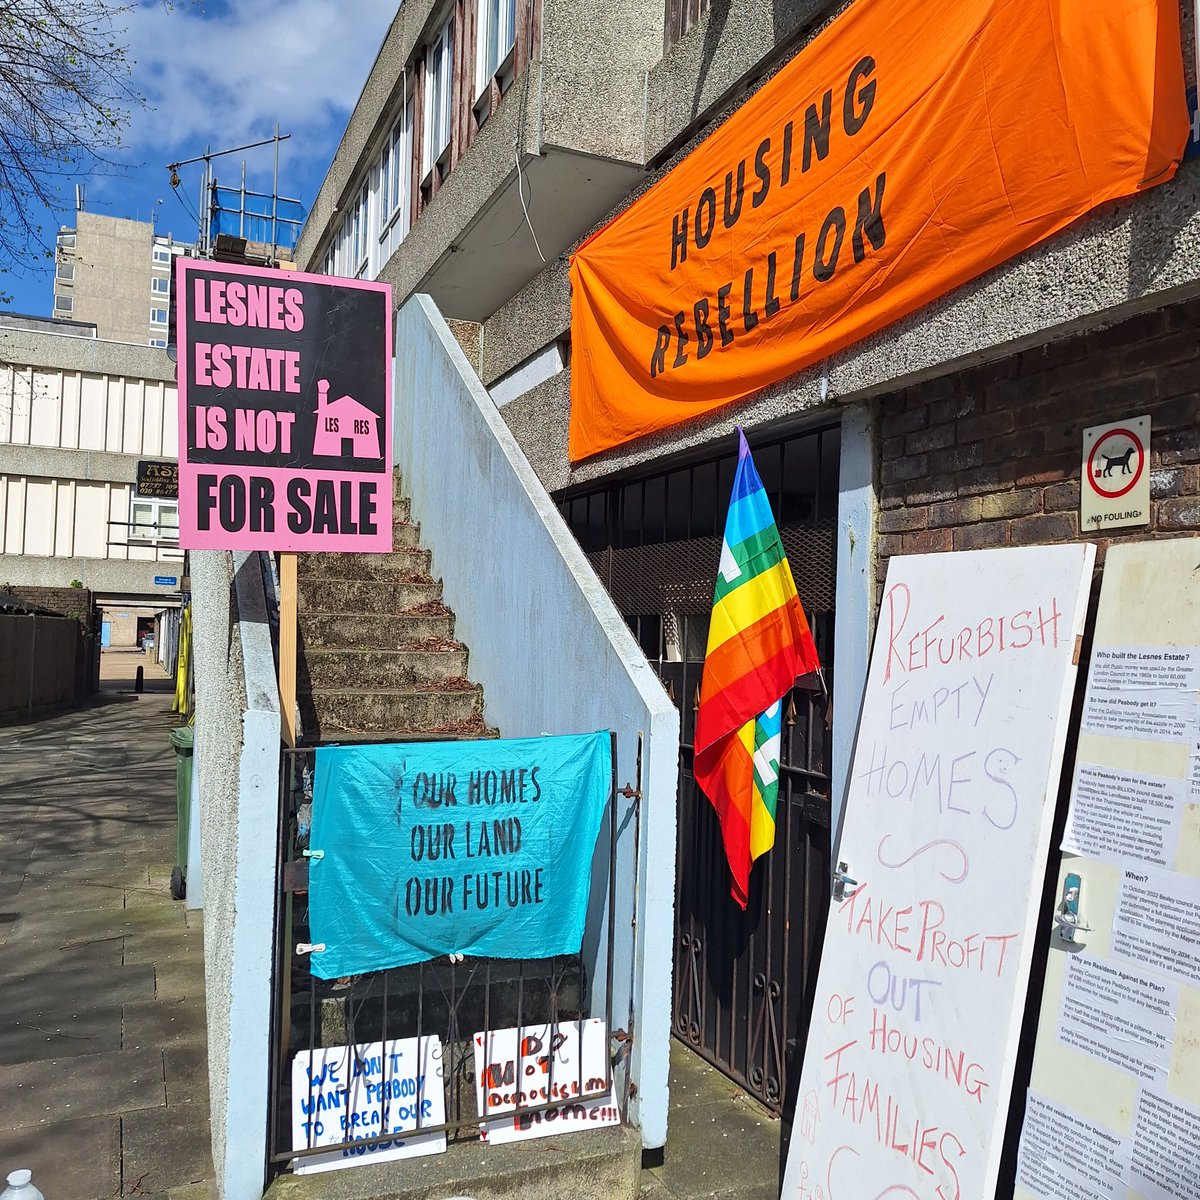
[0,366,12,443]
[78,374,105,450]
[104,378,123,452]
[9,368,32,445]
[162,387,178,455]
[122,379,143,454]
[0,476,9,553]
[22,479,55,554]
[5,477,26,553]
[60,372,81,450]
[28,370,62,447]
[55,481,75,556]
[143,381,164,455]
[73,482,109,556]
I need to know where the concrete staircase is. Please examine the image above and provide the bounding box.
[295,473,491,741]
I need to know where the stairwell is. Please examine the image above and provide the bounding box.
[295,471,492,741]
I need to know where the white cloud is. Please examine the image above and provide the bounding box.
[116,0,398,190]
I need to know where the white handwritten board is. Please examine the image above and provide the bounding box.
[291,1036,446,1174]
[473,1018,619,1145]
[1018,539,1200,1200]
[781,544,1094,1200]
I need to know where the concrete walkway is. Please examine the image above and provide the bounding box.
[0,657,213,1200]
[639,1042,783,1200]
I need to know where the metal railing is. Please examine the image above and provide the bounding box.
[267,736,625,1175]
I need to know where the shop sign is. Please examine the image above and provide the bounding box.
[176,259,392,551]
[306,732,612,977]
[474,1019,619,1144]
[1081,415,1150,532]
[136,459,178,498]
[568,0,1187,461]
[290,1036,446,1174]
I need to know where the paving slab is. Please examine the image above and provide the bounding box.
[163,1046,211,1107]
[153,958,208,1002]
[5,963,157,1026]
[0,1112,121,1200]
[121,1104,215,1196]
[0,1005,125,1065]
[14,901,186,943]
[0,1047,166,1131]
[123,997,209,1053]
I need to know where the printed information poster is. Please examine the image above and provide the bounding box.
[1055,957,1176,1082]
[1017,1091,1128,1200]
[1080,645,1200,743]
[290,1036,445,1174]
[473,1019,619,1145]
[1062,763,1185,869]
[1112,865,1200,988]
[1127,1087,1200,1200]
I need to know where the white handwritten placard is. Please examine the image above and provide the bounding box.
[290,1036,446,1174]
[473,1018,619,1145]
[780,545,1095,1200]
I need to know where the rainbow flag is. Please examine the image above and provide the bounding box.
[694,431,820,909]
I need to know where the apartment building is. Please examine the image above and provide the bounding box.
[52,210,190,346]
[293,0,1200,1190]
[0,324,183,643]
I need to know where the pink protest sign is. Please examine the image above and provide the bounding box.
[177,259,393,552]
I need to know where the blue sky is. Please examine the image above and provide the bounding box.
[3,0,397,316]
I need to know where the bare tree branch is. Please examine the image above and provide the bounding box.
[0,1,144,295]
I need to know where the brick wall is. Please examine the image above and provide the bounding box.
[7,585,95,630]
[5,585,97,701]
[875,297,1200,585]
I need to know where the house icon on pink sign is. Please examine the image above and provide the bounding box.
[312,379,381,459]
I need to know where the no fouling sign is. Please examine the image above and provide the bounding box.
[177,259,393,551]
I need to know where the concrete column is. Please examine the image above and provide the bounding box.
[831,403,876,854]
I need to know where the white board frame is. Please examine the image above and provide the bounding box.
[782,544,1095,1200]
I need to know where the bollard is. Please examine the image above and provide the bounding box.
[135,665,144,693]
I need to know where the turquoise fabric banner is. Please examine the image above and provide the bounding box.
[308,732,612,979]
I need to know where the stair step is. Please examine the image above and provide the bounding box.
[393,495,410,523]
[302,647,468,689]
[298,577,441,614]
[297,545,429,580]
[300,684,484,737]
[299,611,455,649]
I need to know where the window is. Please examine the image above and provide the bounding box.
[130,498,179,543]
[422,13,454,179]
[55,293,72,312]
[476,0,516,97]
[355,181,370,272]
[151,276,169,294]
[150,307,168,325]
[149,338,167,348]
[152,246,172,264]
[57,232,76,250]
[56,263,74,281]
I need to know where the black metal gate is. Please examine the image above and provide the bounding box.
[559,424,837,1115]
[267,737,623,1176]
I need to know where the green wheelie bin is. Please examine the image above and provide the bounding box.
[168,725,194,900]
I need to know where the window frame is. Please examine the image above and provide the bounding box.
[476,0,517,101]
[150,307,168,326]
[151,276,170,295]
[129,496,180,543]
[422,10,455,182]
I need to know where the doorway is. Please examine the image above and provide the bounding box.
[559,422,838,1114]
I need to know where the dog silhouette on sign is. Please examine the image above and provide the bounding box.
[1100,446,1136,477]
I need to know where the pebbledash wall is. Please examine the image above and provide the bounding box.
[873,298,1200,580]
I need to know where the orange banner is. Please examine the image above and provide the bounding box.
[568,0,1187,461]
